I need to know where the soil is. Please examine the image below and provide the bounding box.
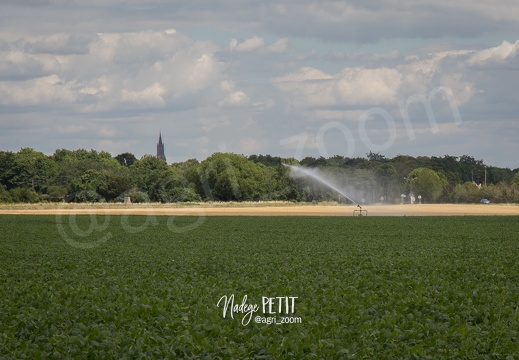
[0,203,518,216]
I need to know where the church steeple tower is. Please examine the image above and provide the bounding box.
[157,132,166,162]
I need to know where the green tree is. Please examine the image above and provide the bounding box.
[248,154,284,167]
[54,149,128,199]
[514,172,519,187]
[0,184,12,203]
[0,151,17,189]
[97,168,133,201]
[69,169,105,202]
[429,155,462,185]
[9,187,40,203]
[452,182,481,203]
[406,168,446,203]
[197,153,279,201]
[67,165,133,202]
[300,156,329,168]
[375,163,399,203]
[130,155,170,201]
[155,167,201,203]
[458,155,484,183]
[391,155,418,181]
[176,159,203,199]
[511,180,519,203]
[367,151,386,162]
[53,149,120,166]
[13,148,58,192]
[115,152,137,167]
[493,182,515,203]
[46,185,68,202]
[486,166,514,185]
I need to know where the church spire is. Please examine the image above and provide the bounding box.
[157,132,166,162]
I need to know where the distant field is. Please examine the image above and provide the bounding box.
[1,202,519,216]
[1,215,519,358]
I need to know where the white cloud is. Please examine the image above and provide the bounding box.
[273,66,402,108]
[251,99,275,111]
[398,50,474,101]
[229,36,265,52]
[272,48,486,112]
[228,36,289,55]
[273,71,334,108]
[137,48,223,102]
[218,91,250,108]
[274,67,333,83]
[120,83,166,108]
[0,50,61,79]
[220,80,235,92]
[217,80,258,109]
[0,74,76,105]
[468,40,519,66]
[0,29,225,111]
[334,67,402,105]
[267,38,289,53]
[92,29,192,65]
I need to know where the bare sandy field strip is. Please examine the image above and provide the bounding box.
[0,204,518,216]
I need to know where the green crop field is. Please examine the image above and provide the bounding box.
[1,215,519,359]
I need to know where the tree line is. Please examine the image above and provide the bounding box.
[0,148,518,204]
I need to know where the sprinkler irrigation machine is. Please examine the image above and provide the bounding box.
[353,204,368,217]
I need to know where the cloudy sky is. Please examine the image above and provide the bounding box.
[1,1,518,168]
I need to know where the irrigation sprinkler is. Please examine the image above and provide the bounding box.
[353,204,368,217]
[284,164,367,216]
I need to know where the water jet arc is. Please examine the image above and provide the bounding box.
[284,164,358,205]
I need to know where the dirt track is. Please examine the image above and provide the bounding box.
[0,204,518,216]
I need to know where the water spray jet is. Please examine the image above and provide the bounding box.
[284,164,367,216]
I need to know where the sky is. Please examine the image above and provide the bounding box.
[1,1,518,169]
